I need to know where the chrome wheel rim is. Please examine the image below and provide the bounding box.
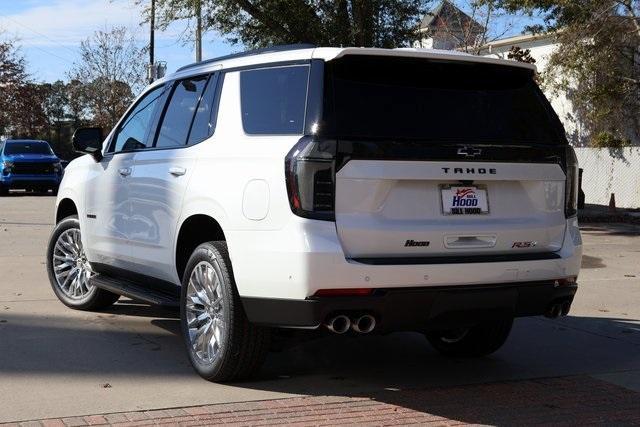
[186,260,226,365]
[52,228,94,299]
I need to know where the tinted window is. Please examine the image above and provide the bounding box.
[4,142,53,155]
[111,85,165,152]
[322,56,564,144]
[156,76,209,148]
[187,73,219,145]
[240,66,309,135]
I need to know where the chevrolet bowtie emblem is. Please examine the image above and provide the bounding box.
[457,147,482,157]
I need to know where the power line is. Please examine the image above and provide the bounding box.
[0,14,77,67]
[24,43,76,66]
[0,12,79,56]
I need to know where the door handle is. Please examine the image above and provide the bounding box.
[118,167,131,177]
[169,167,186,177]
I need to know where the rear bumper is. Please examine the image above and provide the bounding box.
[242,280,578,330]
[229,216,582,301]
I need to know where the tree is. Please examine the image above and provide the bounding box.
[66,79,89,128]
[141,0,430,49]
[10,83,49,139]
[489,0,640,146]
[0,33,29,137]
[42,81,68,136]
[507,45,536,63]
[68,27,146,130]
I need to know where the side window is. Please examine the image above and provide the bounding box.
[110,85,165,153]
[187,73,221,145]
[155,75,209,148]
[240,65,309,135]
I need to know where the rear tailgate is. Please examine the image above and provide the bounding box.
[334,148,567,260]
[321,55,571,261]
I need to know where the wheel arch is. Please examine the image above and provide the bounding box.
[175,214,227,283]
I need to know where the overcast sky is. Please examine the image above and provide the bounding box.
[0,0,540,85]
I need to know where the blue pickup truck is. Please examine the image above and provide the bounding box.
[0,139,64,195]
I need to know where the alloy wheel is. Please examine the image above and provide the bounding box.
[52,228,94,299]
[185,260,226,364]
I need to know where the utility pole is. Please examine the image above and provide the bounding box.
[148,0,156,83]
[195,0,202,62]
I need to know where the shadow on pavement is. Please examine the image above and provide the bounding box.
[1,297,639,424]
[1,307,639,389]
[580,223,640,237]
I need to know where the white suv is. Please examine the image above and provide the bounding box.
[47,45,582,382]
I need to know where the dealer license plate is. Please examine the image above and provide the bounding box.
[440,185,489,215]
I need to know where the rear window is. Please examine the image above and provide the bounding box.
[156,75,210,148]
[321,56,564,144]
[4,142,53,155]
[187,73,220,145]
[240,65,309,135]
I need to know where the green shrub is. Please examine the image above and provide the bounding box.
[590,131,631,148]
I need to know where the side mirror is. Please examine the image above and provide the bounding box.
[72,127,104,162]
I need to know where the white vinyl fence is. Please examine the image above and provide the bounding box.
[575,147,640,209]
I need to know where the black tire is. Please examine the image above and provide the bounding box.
[426,318,513,357]
[180,241,270,382]
[0,186,8,196]
[46,216,120,310]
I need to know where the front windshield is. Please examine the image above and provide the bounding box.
[4,142,53,155]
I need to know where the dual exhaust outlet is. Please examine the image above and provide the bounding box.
[324,314,376,334]
[544,300,572,319]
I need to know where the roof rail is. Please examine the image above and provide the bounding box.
[176,44,317,72]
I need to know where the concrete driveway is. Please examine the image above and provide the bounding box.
[1,195,639,423]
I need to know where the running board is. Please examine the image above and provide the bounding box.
[91,274,180,307]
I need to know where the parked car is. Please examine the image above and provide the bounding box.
[46,45,582,382]
[0,139,64,195]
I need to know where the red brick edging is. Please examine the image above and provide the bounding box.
[4,375,640,426]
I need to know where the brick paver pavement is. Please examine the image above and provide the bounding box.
[4,375,640,426]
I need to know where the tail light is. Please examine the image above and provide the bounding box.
[285,136,336,221]
[564,146,579,218]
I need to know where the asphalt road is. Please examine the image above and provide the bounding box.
[1,195,639,423]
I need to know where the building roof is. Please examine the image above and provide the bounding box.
[479,32,555,50]
[419,0,485,34]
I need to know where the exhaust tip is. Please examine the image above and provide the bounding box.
[561,301,572,316]
[325,314,351,334]
[545,303,563,319]
[352,314,376,334]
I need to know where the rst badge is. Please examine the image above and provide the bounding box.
[512,241,537,248]
[441,185,489,215]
